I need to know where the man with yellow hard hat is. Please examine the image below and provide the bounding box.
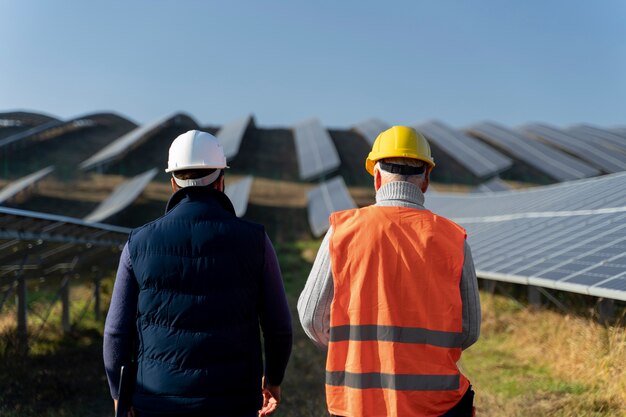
[298,126,481,417]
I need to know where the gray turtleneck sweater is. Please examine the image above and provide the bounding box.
[297,181,481,350]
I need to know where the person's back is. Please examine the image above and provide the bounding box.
[129,186,266,414]
[298,126,480,417]
[104,130,292,417]
[327,205,469,416]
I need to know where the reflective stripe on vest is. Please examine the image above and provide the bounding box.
[330,324,463,348]
[327,206,469,417]
[327,371,460,391]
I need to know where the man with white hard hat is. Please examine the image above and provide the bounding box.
[104,130,293,417]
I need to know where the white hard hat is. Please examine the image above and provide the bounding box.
[165,130,229,173]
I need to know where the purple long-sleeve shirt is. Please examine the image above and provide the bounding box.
[103,234,293,400]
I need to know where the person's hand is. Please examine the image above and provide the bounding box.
[113,399,136,417]
[258,377,281,416]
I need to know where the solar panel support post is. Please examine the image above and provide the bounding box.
[483,279,496,294]
[61,276,71,334]
[94,270,102,322]
[534,287,568,314]
[16,258,28,354]
[598,298,614,324]
[528,286,542,307]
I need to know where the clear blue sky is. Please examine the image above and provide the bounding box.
[1,1,624,129]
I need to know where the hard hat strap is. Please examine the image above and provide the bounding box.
[379,162,425,176]
[173,169,222,188]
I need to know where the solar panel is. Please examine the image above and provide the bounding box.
[0,111,60,127]
[522,123,626,173]
[352,118,390,146]
[217,115,252,161]
[307,176,356,237]
[0,206,130,246]
[567,124,626,156]
[0,166,55,204]
[0,120,63,148]
[426,172,626,301]
[471,177,511,193]
[83,168,158,223]
[612,128,626,138]
[292,118,341,180]
[466,122,602,181]
[224,175,254,218]
[80,112,197,171]
[414,120,513,178]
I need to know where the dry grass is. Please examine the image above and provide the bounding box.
[465,293,626,417]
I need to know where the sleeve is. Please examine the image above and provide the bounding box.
[460,241,481,350]
[297,227,334,350]
[103,242,139,400]
[258,233,293,386]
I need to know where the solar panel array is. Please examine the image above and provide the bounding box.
[224,176,254,218]
[217,115,252,161]
[0,166,55,204]
[426,172,626,301]
[307,176,356,237]
[292,118,341,181]
[80,112,192,170]
[352,118,390,146]
[0,205,129,307]
[522,123,626,173]
[415,120,513,178]
[83,168,158,223]
[467,122,602,181]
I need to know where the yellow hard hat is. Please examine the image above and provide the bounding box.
[365,126,435,176]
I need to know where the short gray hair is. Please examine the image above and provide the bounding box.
[376,158,428,182]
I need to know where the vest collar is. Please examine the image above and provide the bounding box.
[165,186,236,215]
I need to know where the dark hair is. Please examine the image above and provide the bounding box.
[173,169,217,180]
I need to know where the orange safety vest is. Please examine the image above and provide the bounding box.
[327,206,470,417]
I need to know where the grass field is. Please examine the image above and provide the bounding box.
[0,240,625,417]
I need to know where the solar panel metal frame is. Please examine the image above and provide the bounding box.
[307,176,356,237]
[426,172,626,301]
[83,168,158,223]
[0,166,55,204]
[224,175,254,218]
[292,118,341,181]
[216,115,252,161]
[414,120,513,178]
[466,122,602,181]
[352,118,390,146]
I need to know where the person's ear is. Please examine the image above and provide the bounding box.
[170,177,178,193]
[374,166,382,191]
[217,175,225,192]
[421,169,430,193]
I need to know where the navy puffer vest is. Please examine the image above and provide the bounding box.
[128,187,265,415]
